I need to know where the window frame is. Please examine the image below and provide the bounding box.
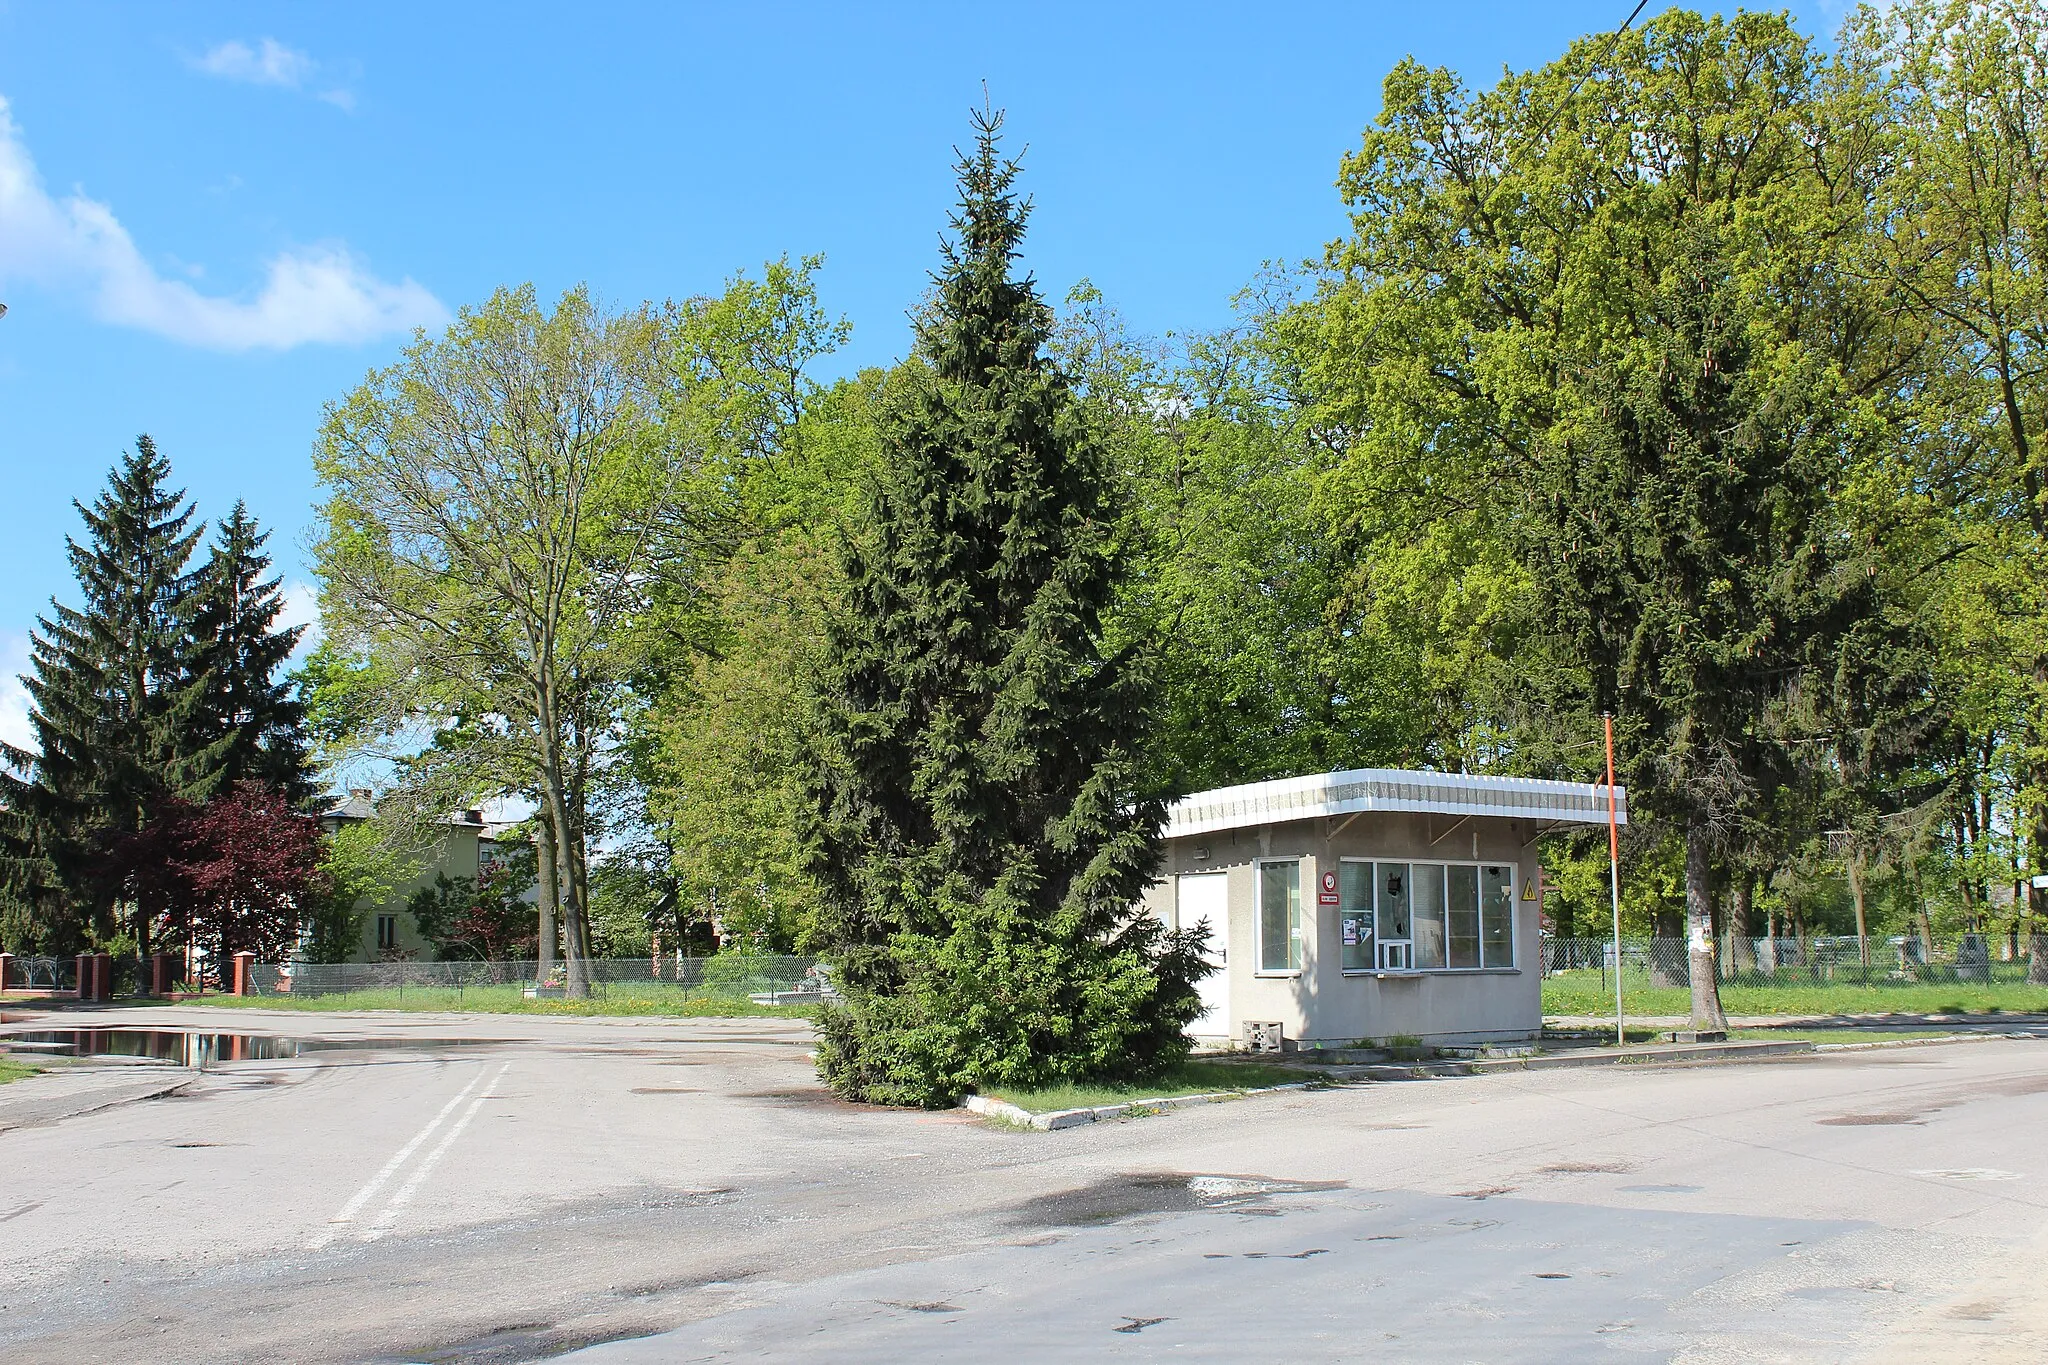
[1253,858,1305,977]
[1337,856,1517,976]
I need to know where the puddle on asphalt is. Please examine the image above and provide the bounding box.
[1012,1172,1345,1228]
[0,1029,512,1066]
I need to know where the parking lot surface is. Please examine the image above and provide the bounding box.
[1,1006,2043,1363]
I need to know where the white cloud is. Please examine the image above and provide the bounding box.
[0,95,446,350]
[193,38,315,89]
[279,580,323,663]
[190,38,356,109]
[0,632,33,760]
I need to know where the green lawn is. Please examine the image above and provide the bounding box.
[181,984,817,1018]
[982,1060,1315,1114]
[1543,969,2048,1018]
[0,1059,40,1085]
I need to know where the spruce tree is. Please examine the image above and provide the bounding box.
[0,438,230,955]
[804,110,1207,1107]
[192,502,312,803]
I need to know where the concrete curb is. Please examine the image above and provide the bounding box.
[963,1081,1325,1131]
[957,1032,2038,1133]
[1446,1038,1817,1071]
[1811,1033,2019,1053]
[0,1070,196,1134]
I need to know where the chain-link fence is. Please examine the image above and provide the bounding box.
[246,955,830,1008]
[1543,934,2035,988]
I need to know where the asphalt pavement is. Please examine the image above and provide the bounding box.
[0,1005,2042,1363]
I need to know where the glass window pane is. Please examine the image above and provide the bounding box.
[1411,863,1447,970]
[1260,861,1302,972]
[1447,865,1480,968]
[1375,864,1411,943]
[1339,861,1373,971]
[1482,865,1515,968]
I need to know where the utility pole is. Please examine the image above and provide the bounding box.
[1605,713,1625,1046]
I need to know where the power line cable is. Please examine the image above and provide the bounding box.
[1509,0,1653,171]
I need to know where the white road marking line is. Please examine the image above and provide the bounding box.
[364,1061,511,1241]
[306,1066,489,1250]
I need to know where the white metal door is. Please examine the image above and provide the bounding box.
[1178,872,1230,1037]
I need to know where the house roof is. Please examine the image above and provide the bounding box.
[318,792,499,831]
[322,791,379,822]
[1163,766,1627,840]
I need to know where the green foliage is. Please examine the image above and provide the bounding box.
[1,439,307,956]
[803,110,1209,1108]
[584,855,663,959]
[406,861,535,962]
[305,820,418,964]
[643,534,838,952]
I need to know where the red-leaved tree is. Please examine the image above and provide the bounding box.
[123,781,324,983]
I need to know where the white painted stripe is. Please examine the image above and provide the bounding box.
[364,1061,511,1241]
[306,1066,488,1251]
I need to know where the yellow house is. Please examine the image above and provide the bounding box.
[316,790,522,962]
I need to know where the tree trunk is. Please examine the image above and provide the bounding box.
[536,811,558,983]
[569,829,594,962]
[2031,671,2048,986]
[1848,851,1870,969]
[548,796,590,998]
[532,679,591,1000]
[1684,818,1729,1032]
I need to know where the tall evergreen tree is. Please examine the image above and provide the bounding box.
[0,438,229,956]
[192,502,312,804]
[803,110,1207,1108]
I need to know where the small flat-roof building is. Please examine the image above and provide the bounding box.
[1143,767,1626,1050]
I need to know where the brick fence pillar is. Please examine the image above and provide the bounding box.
[75,953,90,1000]
[91,952,112,1002]
[0,952,12,992]
[150,954,174,997]
[232,951,256,997]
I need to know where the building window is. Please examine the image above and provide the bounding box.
[1341,858,1514,973]
[1448,864,1480,968]
[1481,865,1515,968]
[377,915,399,951]
[1412,862,1447,969]
[1338,860,1373,972]
[1257,860,1302,973]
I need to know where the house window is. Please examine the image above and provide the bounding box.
[1340,858,1514,974]
[1257,860,1302,973]
[377,915,399,951]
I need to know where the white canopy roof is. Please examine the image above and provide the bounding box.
[1164,766,1627,840]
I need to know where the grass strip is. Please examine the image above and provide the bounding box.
[180,986,816,1018]
[1543,972,2048,1019]
[0,1059,41,1085]
[982,1060,1313,1114]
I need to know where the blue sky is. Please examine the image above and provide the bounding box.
[0,1,1845,751]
